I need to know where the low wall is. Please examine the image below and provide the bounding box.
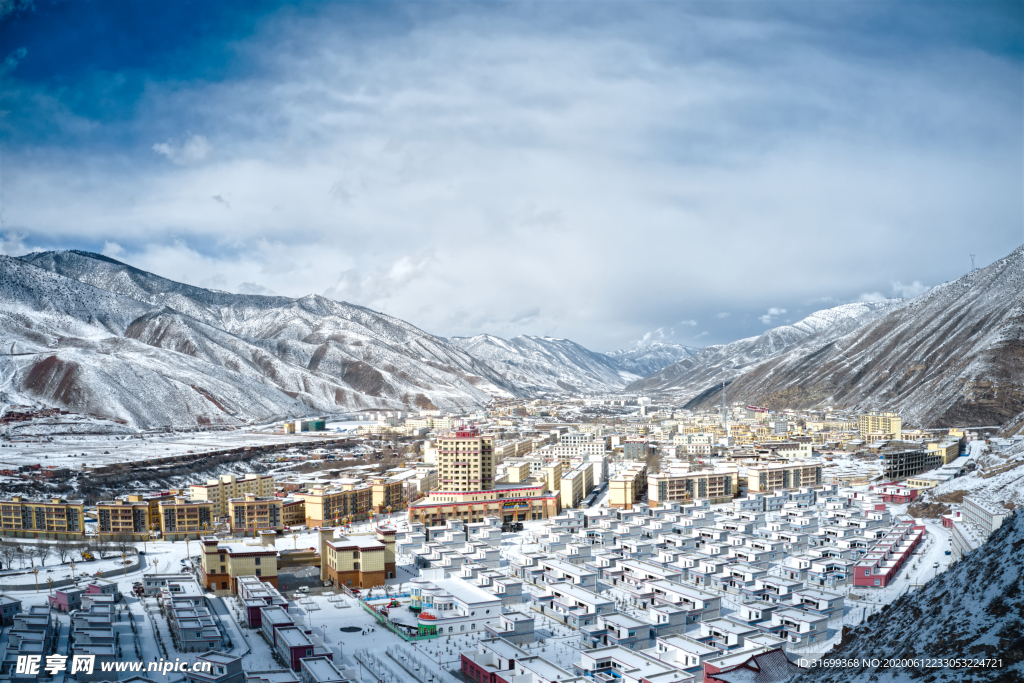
[0,556,145,591]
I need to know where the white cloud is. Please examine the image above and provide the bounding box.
[892,280,929,299]
[858,291,888,303]
[0,231,27,256]
[3,4,1020,350]
[101,241,123,258]
[152,134,212,166]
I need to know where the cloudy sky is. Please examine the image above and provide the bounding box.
[1,1,1021,352]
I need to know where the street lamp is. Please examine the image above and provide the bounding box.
[123,552,129,577]
[32,567,39,592]
[70,562,76,582]
[47,577,53,594]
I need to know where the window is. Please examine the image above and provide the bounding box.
[461,625,465,631]
[353,551,359,558]
[254,557,261,565]
[214,667,226,676]
[307,650,313,656]
[255,569,261,577]
[874,579,880,586]
[471,623,476,629]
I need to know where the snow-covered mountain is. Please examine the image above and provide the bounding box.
[680,246,1024,427]
[796,508,1023,683]
[2,252,517,428]
[626,301,902,397]
[449,334,639,394]
[604,342,699,376]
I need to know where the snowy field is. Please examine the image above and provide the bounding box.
[0,421,380,470]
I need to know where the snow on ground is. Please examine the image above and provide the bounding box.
[0,422,379,471]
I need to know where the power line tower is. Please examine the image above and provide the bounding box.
[720,382,729,438]
[970,254,976,271]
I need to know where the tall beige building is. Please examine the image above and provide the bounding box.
[190,474,275,517]
[858,412,902,441]
[436,428,495,492]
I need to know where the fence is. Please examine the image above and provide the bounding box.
[0,556,145,591]
[360,601,437,642]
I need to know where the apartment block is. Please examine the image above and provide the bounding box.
[228,494,283,532]
[200,535,279,593]
[560,462,594,509]
[0,495,84,539]
[409,484,559,525]
[190,474,276,518]
[96,496,151,539]
[649,469,737,506]
[158,497,216,540]
[609,463,648,509]
[746,463,822,493]
[858,412,902,440]
[296,482,373,526]
[281,499,306,527]
[437,427,496,492]
[319,527,396,588]
[370,477,406,513]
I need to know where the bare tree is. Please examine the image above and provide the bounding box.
[112,533,137,557]
[32,544,52,568]
[0,539,17,570]
[54,539,76,564]
[14,546,29,568]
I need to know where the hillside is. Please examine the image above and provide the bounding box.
[1,253,516,428]
[626,301,901,397]
[794,509,1024,683]
[449,334,638,394]
[681,246,1024,427]
[605,342,698,377]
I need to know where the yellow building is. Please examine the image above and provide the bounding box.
[858,412,903,441]
[542,462,563,493]
[0,495,84,539]
[905,476,941,490]
[926,441,960,465]
[228,494,283,532]
[436,427,495,492]
[157,497,215,540]
[504,461,531,483]
[609,463,647,509]
[281,498,305,527]
[370,477,406,514]
[319,527,397,588]
[189,474,275,518]
[297,481,373,526]
[648,469,737,506]
[200,534,279,593]
[559,461,594,509]
[97,496,150,539]
[408,483,559,525]
[746,463,822,493]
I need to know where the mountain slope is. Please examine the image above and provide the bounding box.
[449,334,639,394]
[604,342,699,376]
[686,247,1024,427]
[626,301,902,397]
[2,253,517,428]
[796,509,1024,683]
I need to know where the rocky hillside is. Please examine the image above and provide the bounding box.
[680,246,1024,427]
[605,342,698,377]
[626,301,901,398]
[449,334,639,394]
[2,253,517,428]
[795,509,1024,683]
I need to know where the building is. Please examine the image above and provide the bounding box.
[319,527,396,588]
[858,412,902,441]
[190,474,276,518]
[281,499,306,527]
[409,483,559,525]
[648,470,736,506]
[560,462,594,509]
[437,427,495,492]
[370,477,406,514]
[0,595,22,626]
[746,463,822,493]
[409,571,503,637]
[950,496,1010,560]
[228,494,284,533]
[157,497,216,540]
[0,495,84,539]
[185,653,245,683]
[609,463,648,509]
[200,535,280,593]
[876,445,944,481]
[296,482,373,526]
[96,496,151,539]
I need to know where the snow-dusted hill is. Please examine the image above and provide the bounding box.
[605,342,699,376]
[449,334,639,394]
[681,246,1024,427]
[2,253,517,428]
[626,301,902,398]
[796,509,1024,683]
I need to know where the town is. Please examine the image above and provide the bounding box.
[0,397,1017,683]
